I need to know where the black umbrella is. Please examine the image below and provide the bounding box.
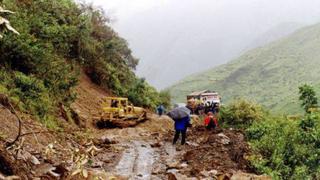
[167,106,191,120]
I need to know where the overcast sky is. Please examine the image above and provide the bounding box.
[86,0,320,89]
[86,0,169,20]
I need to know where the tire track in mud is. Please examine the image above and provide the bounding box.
[98,115,174,179]
[115,141,158,179]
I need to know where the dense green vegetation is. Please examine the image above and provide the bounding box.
[169,23,320,113]
[0,5,19,38]
[221,85,320,179]
[246,113,320,179]
[220,98,264,128]
[0,0,169,127]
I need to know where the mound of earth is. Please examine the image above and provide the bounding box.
[159,126,270,179]
[183,127,252,176]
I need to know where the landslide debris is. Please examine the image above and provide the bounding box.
[183,126,252,176]
[159,125,267,179]
[0,105,122,179]
[70,73,110,128]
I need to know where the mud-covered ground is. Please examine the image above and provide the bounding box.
[149,125,265,180]
[0,109,271,179]
[160,126,255,179]
[185,127,252,174]
[98,117,269,180]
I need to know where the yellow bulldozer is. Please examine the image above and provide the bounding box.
[94,97,148,128]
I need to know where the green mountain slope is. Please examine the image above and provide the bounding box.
[169,23,320,113]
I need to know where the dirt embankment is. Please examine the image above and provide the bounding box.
[70,72,110,128]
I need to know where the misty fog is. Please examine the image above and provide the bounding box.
[88,0,320,89]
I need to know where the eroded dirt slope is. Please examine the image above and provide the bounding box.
[70,72,110,128]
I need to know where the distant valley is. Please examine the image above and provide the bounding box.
[169,23,320,113]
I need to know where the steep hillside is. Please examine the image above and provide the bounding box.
[169,23,320,113]
[0,0,169,129]
[0,1,171,179]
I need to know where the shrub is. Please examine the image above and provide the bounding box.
[0,69,57,127]
[246,112,320,179]
[220,98,264,128]
[12,72,53,118]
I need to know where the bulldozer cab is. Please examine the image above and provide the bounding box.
[101,97,129,116]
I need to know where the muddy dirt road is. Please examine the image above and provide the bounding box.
[94,115,270,180]
[0,109,269,180]
[115,140,156,179]
[94,115,172,179]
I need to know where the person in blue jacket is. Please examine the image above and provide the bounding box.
[157,104,165,116]
[173,115,191,145]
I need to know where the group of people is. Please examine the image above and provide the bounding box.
[165,102,220,145]
[204,102,220,114]
[186,101,220,116]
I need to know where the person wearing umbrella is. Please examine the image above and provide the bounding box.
[167,106,191,145]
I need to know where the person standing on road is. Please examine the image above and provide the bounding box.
[172,115,191,145]
[167,106,191,145]
[157,104,165,116]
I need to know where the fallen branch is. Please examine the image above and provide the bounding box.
[0,94,22,148]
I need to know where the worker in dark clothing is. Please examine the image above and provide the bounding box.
[213,103,220,114]
[204,102,213,114]
[157,104,165,116]
[172,115,191,145]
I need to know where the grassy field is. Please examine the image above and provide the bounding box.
[168,23,320,113]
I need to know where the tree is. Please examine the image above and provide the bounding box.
[299,84,318,113]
